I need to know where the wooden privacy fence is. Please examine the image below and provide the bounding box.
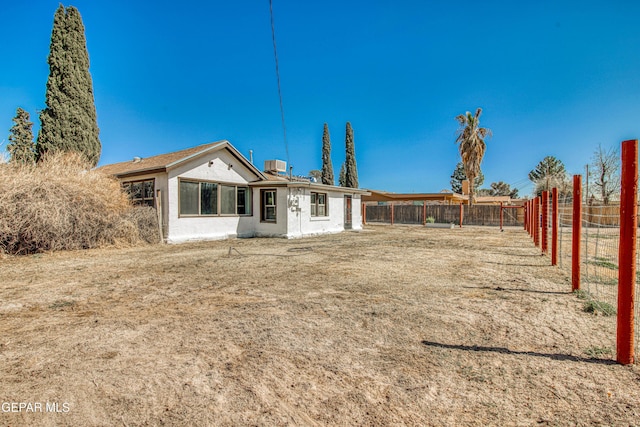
[529,139,638,365]
[364,204,523,227]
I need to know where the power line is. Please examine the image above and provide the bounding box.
[269,0,290,166]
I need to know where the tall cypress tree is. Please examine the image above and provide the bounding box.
[344,122,358,188]
[7,108,36,164]
[321,123,334,185]
[37,5,101,166]
[338,162,346,187]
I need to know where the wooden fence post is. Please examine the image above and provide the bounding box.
[533,197,540,246]
[525,200,529,235]
[390,203,394,225]
[526,200,531,236]
[551,188,558,266]
[572,175,582,292]
[362,203,367,225]
[156,190,164,243]
[529,200,533,239]
[499,202,504,231]
[617,139,637,365]
[459,202,463,228]
[423,200,427,225]
[541,190,549,253]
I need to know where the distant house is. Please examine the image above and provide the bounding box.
[98,141,368,243]
[362,189,518,206]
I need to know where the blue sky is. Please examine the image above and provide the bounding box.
[2,1,639,195]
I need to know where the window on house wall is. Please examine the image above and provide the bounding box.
[179,179,250,216]
[311,192,327,217]
[179,180,201,215]
[200,182,218,215]
[261,189,277,222]
[122,179,155,207]
[220,185,237,215]
[237,187,250,215]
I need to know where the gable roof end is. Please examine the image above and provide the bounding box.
[97,140,266,180]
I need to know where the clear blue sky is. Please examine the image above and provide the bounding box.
[2,1,640,195]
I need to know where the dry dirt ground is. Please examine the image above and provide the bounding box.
[1,225,639,426]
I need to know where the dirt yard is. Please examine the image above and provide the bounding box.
[1,225,639,426]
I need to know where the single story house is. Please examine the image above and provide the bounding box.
[98,140,368,243]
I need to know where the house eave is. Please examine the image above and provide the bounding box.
[113,167,167,179]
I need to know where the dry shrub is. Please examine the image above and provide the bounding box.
[120,206,161,245]
[0,152,160,254]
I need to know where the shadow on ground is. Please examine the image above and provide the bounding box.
[462,285,569,296]
[421,340,617,365]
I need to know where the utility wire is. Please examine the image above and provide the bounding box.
[269,0,290,166]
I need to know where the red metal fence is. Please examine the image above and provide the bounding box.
[531,140,638,365]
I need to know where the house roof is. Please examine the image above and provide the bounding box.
[97,141,368,194]
[261,171,296,182]
[250,179,370,195]
[97,140,265,180]
[252,171,369,194]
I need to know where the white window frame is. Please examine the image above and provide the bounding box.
[261,189,277,223]
[310,191,328,217]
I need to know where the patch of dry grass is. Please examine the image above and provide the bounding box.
[0,226,638,426]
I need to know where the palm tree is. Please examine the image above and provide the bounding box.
[455,108,491,206]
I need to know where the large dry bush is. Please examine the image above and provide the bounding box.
[0,153,159,254]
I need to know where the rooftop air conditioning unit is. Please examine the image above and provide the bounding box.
[264,159,287,173]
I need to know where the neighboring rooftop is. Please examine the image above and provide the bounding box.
[363,190,466,204]
[363,190,519,205]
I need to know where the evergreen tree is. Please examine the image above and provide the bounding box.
[450,162,484,194]
[321,123,334,185]
[489,181,519,198]
[344,122,358,188]
[529,156,567,195]
[7,108,36,164]
[338,162,346,187]
[37,5,101,166]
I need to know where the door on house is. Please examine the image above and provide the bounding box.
[344,196,352,229]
